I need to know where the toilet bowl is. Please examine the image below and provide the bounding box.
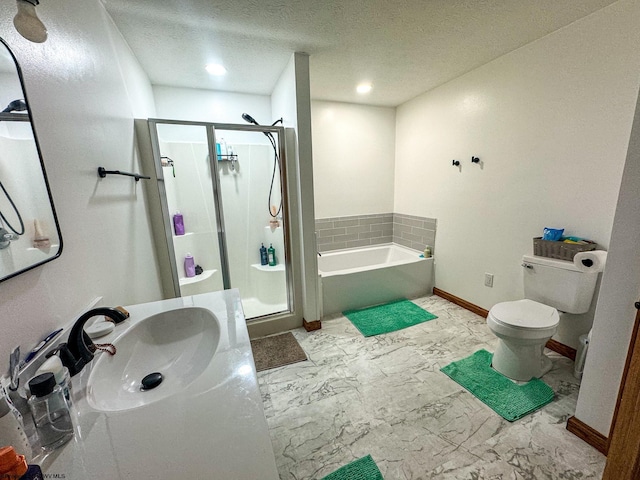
[487,299,559,381]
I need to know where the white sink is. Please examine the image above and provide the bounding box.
[43,291,279,479]
[86,306,221,412]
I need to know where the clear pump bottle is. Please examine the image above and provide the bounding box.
[27,373,73,451]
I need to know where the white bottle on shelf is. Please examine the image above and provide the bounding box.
[219,138,228,157]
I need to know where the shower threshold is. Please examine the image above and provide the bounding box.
[241,297,288,320]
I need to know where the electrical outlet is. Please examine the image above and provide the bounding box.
[484,273,494,288]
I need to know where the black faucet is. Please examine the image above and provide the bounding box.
[57,307,129,376]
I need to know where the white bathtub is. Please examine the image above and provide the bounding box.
[318,244,434,316]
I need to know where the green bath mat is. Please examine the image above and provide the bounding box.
[440,349,554,422]
[343,299,437,337]
[321,455,384,480]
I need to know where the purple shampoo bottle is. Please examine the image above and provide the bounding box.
[173,211,185,236]
[184,253,196,277]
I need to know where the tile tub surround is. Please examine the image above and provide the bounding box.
[258,295,605,480]
[316,213,394,252]
[393,213,437,252]
[315,213,436,252]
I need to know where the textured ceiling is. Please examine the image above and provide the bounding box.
[101,0,618,107]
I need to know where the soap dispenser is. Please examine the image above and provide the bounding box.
[27,373,74,451]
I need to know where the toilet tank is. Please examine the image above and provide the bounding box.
[522,255,598,314]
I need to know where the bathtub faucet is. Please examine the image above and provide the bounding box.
[56,307,129,376]
[317,251,322,257]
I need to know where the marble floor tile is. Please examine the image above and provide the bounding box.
[257,295,605,479]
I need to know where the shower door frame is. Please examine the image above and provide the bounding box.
[147,119,295,319]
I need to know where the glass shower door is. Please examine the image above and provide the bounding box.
[216,127,288,319]
[153,122,226,296]
[149,120,291,320]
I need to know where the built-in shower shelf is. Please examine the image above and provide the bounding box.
[179,269,216,286]
[251,263,285,272]
[173,232,195,239]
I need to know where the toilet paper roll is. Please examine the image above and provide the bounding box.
[573,250,607,273]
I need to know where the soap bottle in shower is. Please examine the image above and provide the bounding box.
[219,138,228,160]
[184,253,196,277]
[260,243,268,266]
[268,244,276,266]
[173,211,185,236]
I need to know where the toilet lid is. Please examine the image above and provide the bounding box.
[489,299,559,330]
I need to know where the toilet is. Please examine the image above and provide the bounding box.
[487,254,599,382]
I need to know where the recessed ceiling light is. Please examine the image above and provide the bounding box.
[205,63,227,76]
[356,83,372,94]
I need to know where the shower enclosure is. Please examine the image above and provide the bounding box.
[144,119,292,320]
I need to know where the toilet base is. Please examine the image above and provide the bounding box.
[492,338,553,382]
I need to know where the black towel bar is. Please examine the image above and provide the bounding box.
[97,167,150,182]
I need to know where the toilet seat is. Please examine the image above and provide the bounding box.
[487,299,559,341]
[489,299,559,330]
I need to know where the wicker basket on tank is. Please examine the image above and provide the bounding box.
[533,237,597,261]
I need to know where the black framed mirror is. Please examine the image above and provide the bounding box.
[0,37,62,282]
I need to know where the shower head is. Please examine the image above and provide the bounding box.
[242,112,276,146]
[241,113,260,126]
[2,99,27,113]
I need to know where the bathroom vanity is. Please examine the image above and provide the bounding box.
[40,290,278,479]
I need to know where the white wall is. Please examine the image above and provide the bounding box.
[312,101,396,219]
[271,53,319,323]
[394,0,640,349]
[153,86,271,146]
[575,84,640,436]
[0,0,162,363]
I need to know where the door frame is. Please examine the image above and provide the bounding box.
[603,304,640,478]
